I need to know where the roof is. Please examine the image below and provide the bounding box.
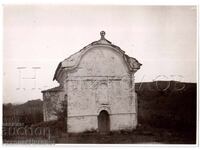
[41,86,63,93]
[53,31,142,81]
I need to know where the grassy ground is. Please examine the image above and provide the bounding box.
[3,124,195,144]
[53,125,195,144]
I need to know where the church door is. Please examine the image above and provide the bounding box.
[98,110,110,133]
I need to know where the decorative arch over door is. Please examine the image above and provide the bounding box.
[98,110,110,133]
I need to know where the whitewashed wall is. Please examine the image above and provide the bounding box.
[65,46,137,133]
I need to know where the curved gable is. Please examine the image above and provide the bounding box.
[69,45,129,76]
[53,31,142,81]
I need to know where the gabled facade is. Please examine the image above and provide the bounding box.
[42,31,142,133]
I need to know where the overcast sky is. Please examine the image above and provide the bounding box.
[3,5,197,103]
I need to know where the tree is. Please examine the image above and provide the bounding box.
[54,100,68,132]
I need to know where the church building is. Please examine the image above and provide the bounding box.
[42,31,142,133]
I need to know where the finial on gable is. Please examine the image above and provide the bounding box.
[100,31,106,40]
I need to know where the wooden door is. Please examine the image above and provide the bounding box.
[98,110,110,133]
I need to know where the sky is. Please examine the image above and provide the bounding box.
[3,5,197,103]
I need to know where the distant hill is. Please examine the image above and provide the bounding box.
[135,81,196,133]
[14,99,43,115]
[3,99,43,125]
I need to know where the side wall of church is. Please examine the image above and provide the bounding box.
[43,90,65,121]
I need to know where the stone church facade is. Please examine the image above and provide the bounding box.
[42,31,142,133]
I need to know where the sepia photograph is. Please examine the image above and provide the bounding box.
[2,4,198,145]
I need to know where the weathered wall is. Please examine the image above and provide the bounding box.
[110,113,137,131]
[68,116,98,133]
[66,46,129,76]
[65,46,137,132]
[43,90,64,121]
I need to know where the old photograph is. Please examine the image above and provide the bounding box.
[3,5,197,144]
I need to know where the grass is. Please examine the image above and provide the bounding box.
[3,121,195,144]
[48,125,196,144]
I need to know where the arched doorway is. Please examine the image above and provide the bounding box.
[98,110,110,133]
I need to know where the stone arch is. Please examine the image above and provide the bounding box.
[97,105,111,115]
